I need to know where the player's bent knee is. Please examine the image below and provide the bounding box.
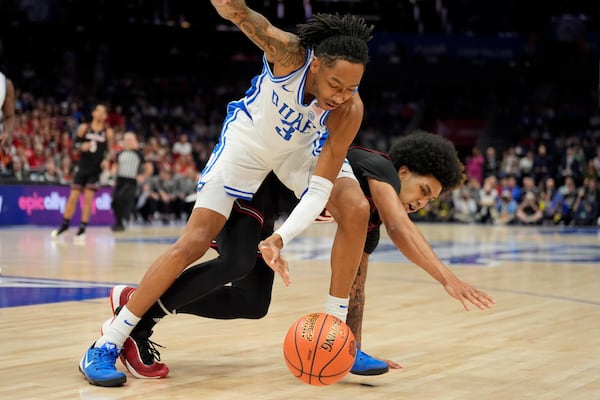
[336,196,370,226]
[171,232,212,265]
[246,297,272,319]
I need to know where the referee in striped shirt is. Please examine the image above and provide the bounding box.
[111,132,152,231]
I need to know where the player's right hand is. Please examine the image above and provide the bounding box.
[259,236,291,286]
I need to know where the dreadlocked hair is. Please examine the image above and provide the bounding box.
[296,13,373,67]
[388,130,465,193]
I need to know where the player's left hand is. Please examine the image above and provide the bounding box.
[443,277,495,311]
[383,358,403,370]
[259,236,291,286]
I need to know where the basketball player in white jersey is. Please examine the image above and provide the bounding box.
[80,1,374,387]
[0,71,16,146]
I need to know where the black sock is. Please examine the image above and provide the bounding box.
[132,302,166,338]
[76,221,88,235]
[57,219,70,234]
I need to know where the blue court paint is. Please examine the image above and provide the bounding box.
[283,235,600,266]
[116,237,178,244]
[5,227,592,309]
[0,276,118,308]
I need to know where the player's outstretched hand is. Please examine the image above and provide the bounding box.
[443,276,495,311]
[383,358,403,370]
[259,236,291,286]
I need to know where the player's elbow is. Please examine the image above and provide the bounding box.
[385,222,410,243]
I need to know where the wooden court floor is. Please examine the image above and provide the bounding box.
[0,223,599,400]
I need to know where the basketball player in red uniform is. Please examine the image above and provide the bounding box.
[106,131,495,379]
[51,104,114,241]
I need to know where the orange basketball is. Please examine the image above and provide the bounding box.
[283,312,356,386]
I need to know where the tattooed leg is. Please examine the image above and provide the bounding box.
[347,252,369,344]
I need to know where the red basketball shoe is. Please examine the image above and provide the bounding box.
[109,285,136,315]
[314,208,335,223]
[120,333,169,379]
[105,285,170,379]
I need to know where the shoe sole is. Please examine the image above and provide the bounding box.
[122,356,165,379]
[78,365,127,387]
[349,366,389,376]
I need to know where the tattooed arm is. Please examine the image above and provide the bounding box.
[210,0,305,73]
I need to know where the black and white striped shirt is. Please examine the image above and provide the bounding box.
[115,149,144,179]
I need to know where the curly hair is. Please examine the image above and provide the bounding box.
[296,13,373,67]
[388,130,465,192]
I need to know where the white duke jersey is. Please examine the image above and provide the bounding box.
[200,48,333,200]
[241,48,329,155]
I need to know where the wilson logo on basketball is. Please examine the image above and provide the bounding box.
[319,318,341,352]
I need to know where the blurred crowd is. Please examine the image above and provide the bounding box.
[416,135,600,227]
[0,91,215,224]
[1,83,599,227]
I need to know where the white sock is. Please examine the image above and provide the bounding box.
[325,294,349,321]
[95,306,141,348]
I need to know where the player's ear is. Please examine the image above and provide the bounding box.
[398,166,410,179]
[310,57,321,73]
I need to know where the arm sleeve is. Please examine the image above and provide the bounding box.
[273,175,333,247]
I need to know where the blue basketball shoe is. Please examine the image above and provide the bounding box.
[350,348,389,376]
[79,342,127,387]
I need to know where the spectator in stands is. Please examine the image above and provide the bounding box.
[142,165,177,224]
[499,174,522,203]
[516,191,543,225]
[59,155,73,183]
[0,71,16,146]
[557,176,579,225]
[4,156,30,182]
[518,149,535,178]
[477,175,498,224]
[28,141,46,172]
[31,157,63,183]
[143,136,165,174]
[483,146,499,179]
[558,146,582,186]
[520,176,539,198]
[539,177,563,225]
[493,189,517,225]
[465,146,484,185]
[582,158,598,182]
[173,153,195,175]
[453,188,478,223]
[464,176,481,200]
[427,191,455,222]
[500,146,520,178]
[107,104,125,132]
[571,177,599,226]
[173,164,199,221]
[591,145,600,178]
[171,133,192,160]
